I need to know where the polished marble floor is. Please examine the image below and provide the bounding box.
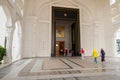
[0,57,120,80]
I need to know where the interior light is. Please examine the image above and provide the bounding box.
[64,13,67,16]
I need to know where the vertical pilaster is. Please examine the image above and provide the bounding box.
[4,27,14,63]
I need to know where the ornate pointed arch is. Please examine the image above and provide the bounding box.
[32,0,93,20]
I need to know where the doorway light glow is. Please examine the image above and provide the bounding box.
[56,44,59,46]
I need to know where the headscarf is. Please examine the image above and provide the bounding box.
[92,48,98,58]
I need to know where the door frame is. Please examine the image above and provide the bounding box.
[51,6,80,57]
[56,41,65,57]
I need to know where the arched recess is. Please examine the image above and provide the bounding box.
[33,0,93,19]
[0,5,12,47]
[12,21,22,62]
[32,0,93,57]
[24,0,94,57]
[0,6,7,47]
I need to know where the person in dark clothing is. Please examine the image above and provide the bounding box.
[100,48,106,62]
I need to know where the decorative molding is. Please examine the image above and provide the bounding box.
[6,27,14,33]
[39,40,48,50]
[81,22,92,26]
[34,0,93,20]
[52,4,78,9]
[112,21,120,26]
[16,10,23,21]
[38,20,50,23]
[93,21,103,27]
[25,16,38,20]
[51,0,79,8]
[24,16,38,24]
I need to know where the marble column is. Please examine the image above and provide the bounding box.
[4,27,14,63]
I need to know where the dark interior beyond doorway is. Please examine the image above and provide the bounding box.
[51,6,80,57]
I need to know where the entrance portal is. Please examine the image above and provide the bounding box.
[51,6,80,57]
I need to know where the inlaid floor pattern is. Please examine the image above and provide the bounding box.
[1,57,120,80]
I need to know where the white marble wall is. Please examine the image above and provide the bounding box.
[23,0,114,57]
[24,0,105,57]
[1,0,119,61]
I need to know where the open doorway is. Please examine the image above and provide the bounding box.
[114,29,120,57]
[56,41,64,57]
[51,6,80,57]
[12,21,22,62]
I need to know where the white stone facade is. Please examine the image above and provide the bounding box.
[1,0,120,62]
[23,0,113,57]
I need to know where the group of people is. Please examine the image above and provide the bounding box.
[80,48,106,63]
[60,48,73,57]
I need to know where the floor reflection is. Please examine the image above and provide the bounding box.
[101,63,106,72]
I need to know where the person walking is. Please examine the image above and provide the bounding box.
[92,48,99,63]
[80,48,85,59]
[100,48,106,62]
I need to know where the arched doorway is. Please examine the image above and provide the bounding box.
[0,6,7,47]
[114,29,120,57]
[12,21,22,62]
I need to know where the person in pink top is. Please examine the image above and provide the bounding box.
[80,48,85,59]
